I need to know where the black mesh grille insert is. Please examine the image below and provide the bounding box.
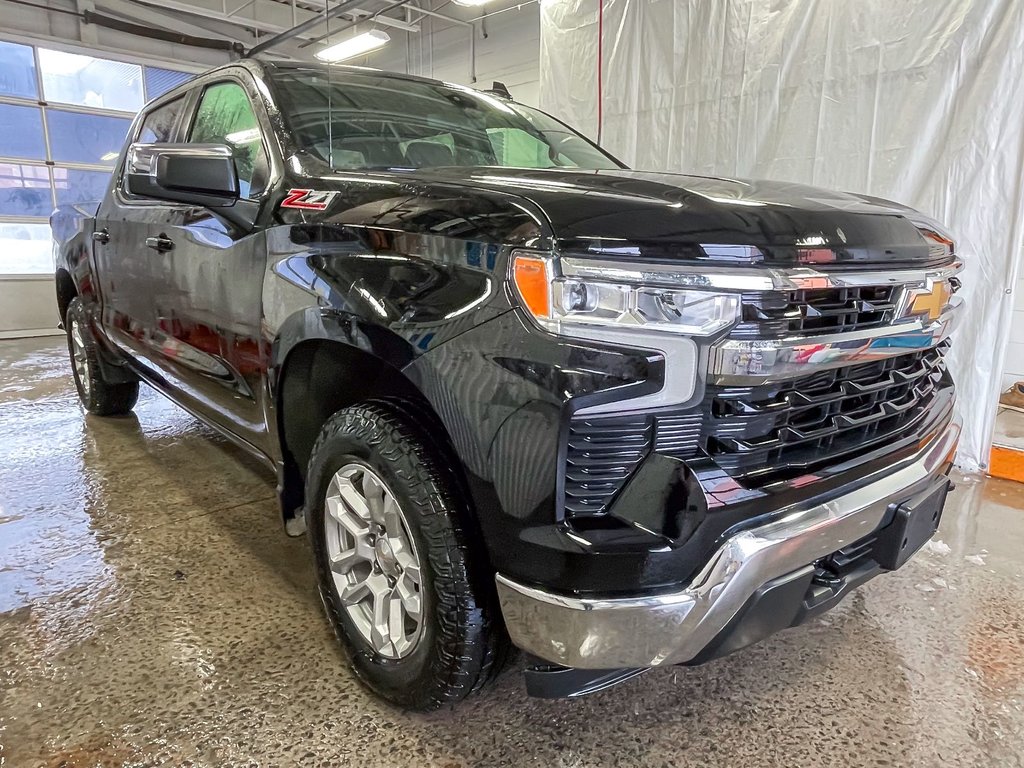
[703,341,952,483]
[733,285,900,339]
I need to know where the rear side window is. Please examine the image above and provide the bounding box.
[188,81,269,199]
[138,97,185,143]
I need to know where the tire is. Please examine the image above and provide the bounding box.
[307,400,508,711]
[65,297,139,416]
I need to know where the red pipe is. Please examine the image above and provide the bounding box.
[597,0,604,144]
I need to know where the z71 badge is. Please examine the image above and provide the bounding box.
[280,188,338,211]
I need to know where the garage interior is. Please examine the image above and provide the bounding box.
[2,0,1024,765]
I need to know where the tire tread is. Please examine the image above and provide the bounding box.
[65,298,139,416]
[307,399,508,710]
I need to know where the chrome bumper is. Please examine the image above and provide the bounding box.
[496,418,961,669]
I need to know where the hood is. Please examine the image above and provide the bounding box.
[392,167,953,269]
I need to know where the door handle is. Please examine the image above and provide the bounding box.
[92,229,110,244]
[145,234,174,253]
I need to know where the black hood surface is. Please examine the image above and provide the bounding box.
[386,167,951,268]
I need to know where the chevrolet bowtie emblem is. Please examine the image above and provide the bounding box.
[909,281,952,321]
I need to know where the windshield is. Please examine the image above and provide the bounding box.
[268,67,622,172]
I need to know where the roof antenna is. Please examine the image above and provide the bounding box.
[485,81,512,100]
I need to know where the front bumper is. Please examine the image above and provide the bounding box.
[496,417,960,669]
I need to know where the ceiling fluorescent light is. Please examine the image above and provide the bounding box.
[452,0,492,6]
[316,30,390,63]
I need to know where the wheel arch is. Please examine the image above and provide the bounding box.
[55,268,77,326]
[270,310,468,529]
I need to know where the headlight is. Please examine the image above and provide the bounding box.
[512,254,741,336]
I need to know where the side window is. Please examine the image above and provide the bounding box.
[138,97,185,143]
[188,81,269,199]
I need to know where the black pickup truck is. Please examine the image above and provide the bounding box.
[51,59,963,710]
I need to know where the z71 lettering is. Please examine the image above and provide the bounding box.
[281,188,337,210]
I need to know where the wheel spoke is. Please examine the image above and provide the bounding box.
[362,471,387,525]
[339,575,370,606]
[330,539,373,574]
[381,495,402,537]
[337,476,371,520]
[368,573,395,655]
[327,494,369,540]
[388,592,405,645]
[396,577,421,621]
[395,551,420,583]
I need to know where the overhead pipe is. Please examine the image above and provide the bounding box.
[82,9,245,52]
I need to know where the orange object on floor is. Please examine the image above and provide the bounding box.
[990,445,1024,483]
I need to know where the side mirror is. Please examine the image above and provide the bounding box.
[125,143,239,207]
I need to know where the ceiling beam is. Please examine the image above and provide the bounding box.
[131,0,307,37]
[127,0,415,56]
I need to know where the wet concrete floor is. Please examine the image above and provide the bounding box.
[2,335,1024,767]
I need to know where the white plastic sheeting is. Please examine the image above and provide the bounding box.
[539,0,1024,470]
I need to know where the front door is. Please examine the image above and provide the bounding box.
[143,77,274,453]
[94,94,190,362]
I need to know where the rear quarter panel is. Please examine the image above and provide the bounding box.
[51,202,100,300]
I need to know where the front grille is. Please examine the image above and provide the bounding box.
[562,345,951,517]
[703,341,951,483]
[733,285,900,339]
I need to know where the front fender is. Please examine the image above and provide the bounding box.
[269,304,418,388]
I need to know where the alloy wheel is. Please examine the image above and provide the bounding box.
[324,462,424,659]
[69,318,91,400]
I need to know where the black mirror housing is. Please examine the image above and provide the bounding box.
[125,143,240,208]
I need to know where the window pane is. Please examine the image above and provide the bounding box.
[145,67,192,100]
[269,69,619,170]
[189,82,269,198]
[53,167,108,207]
[0,222,53,274]
[0,163,52,216]
[139,97,185,143]
[0,41,38,99]
[0,104,46,160]
[487,128,577,168]
[47,109,131,166]
[38,48,143,112]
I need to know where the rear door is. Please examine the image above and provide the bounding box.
[141,75,276,452]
